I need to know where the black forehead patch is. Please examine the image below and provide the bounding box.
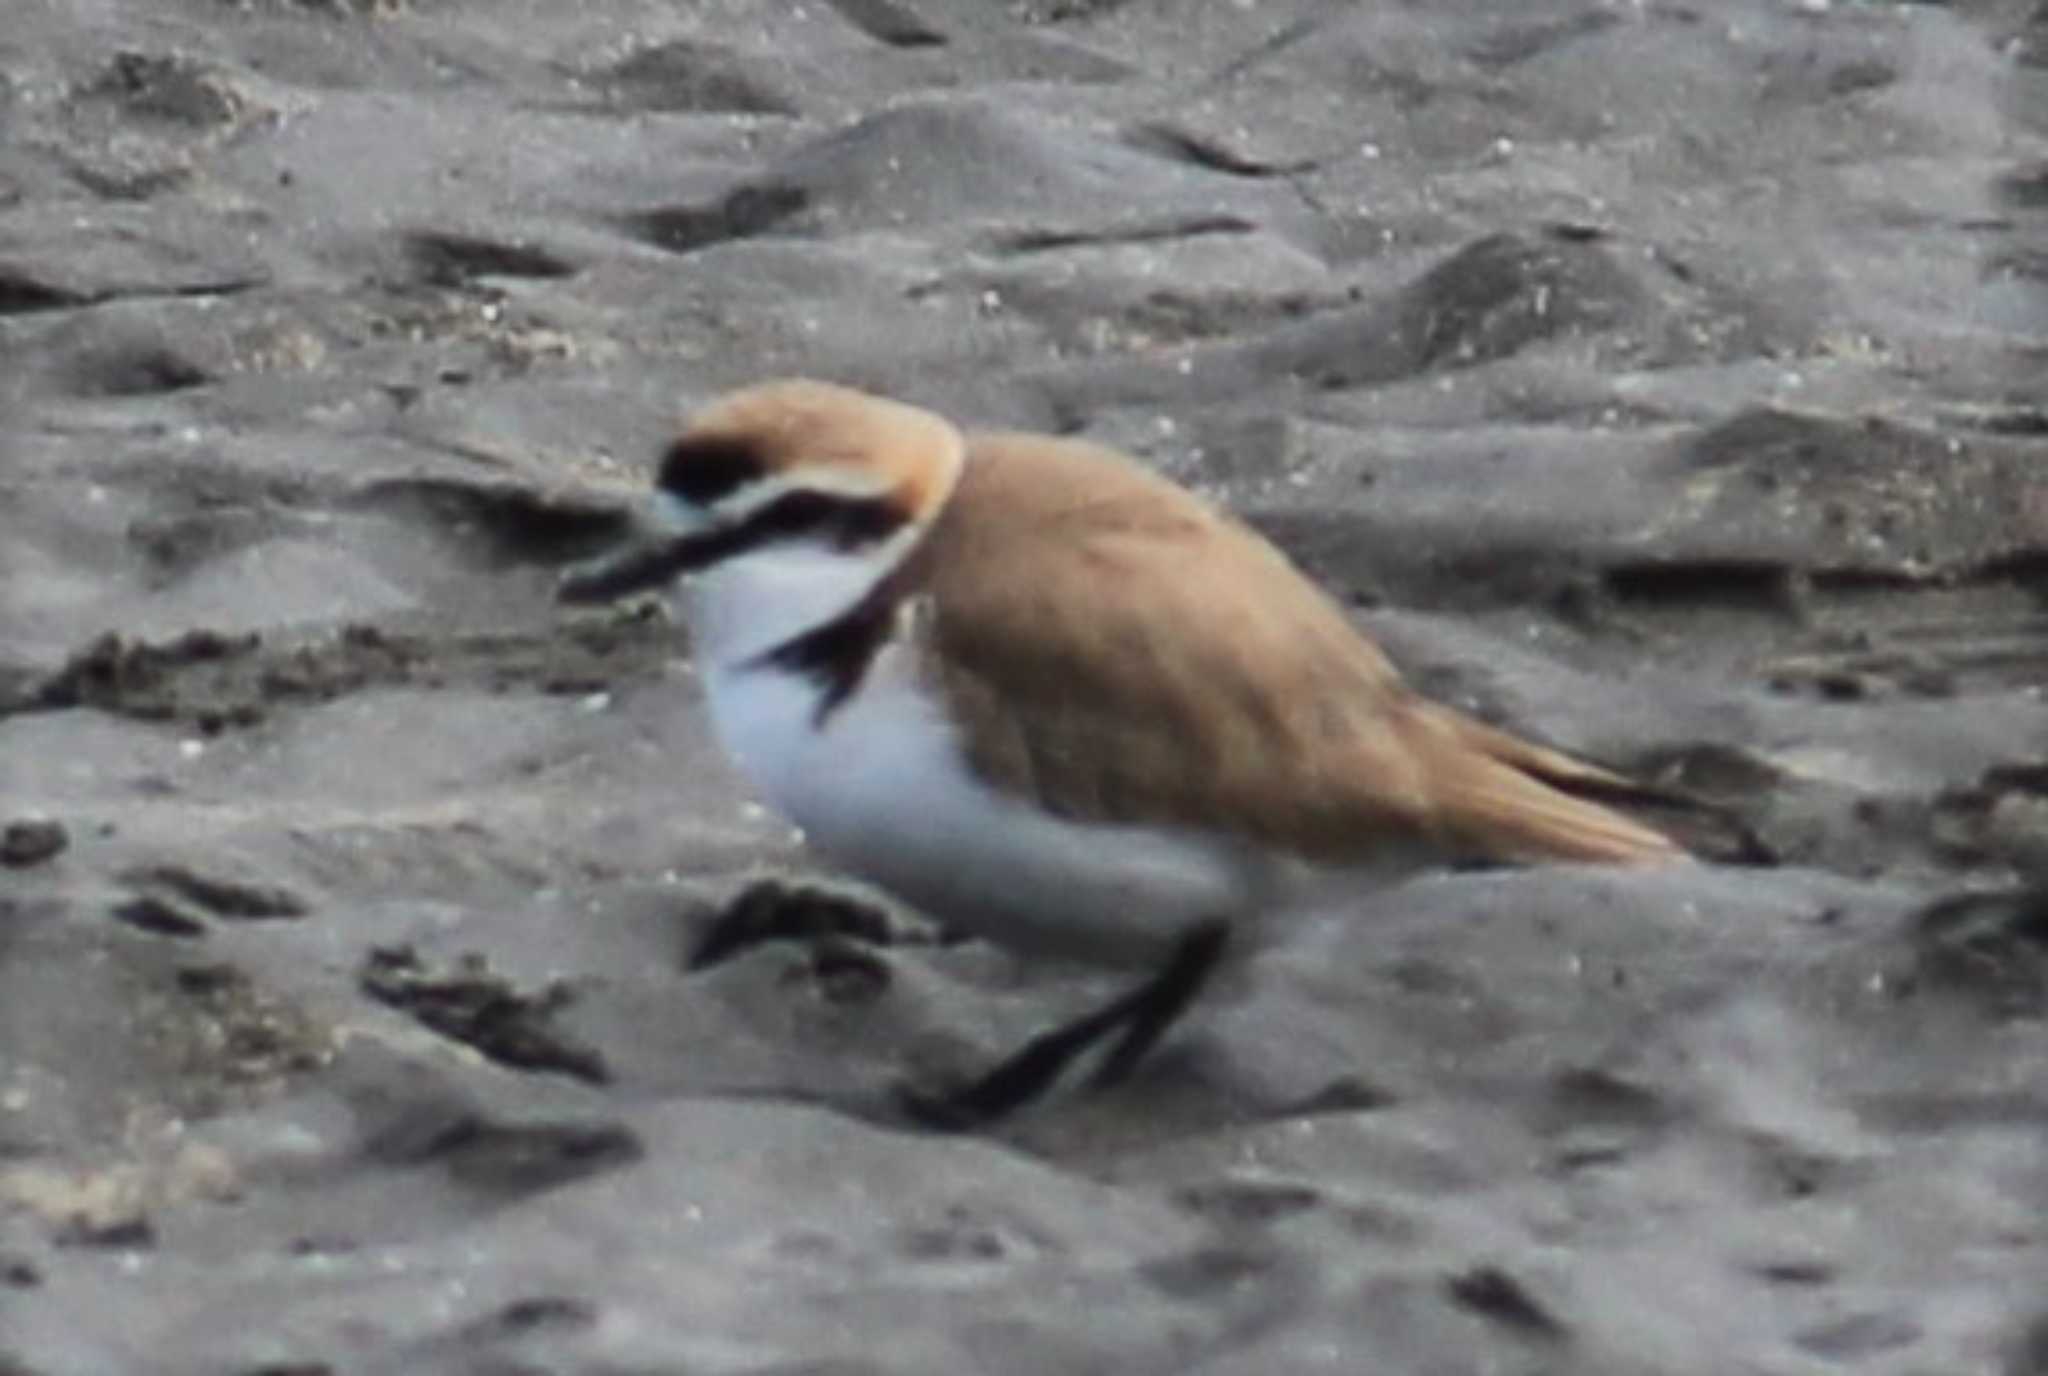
[656,434,768,506]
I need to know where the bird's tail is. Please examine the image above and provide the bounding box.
[1418,706,1691,865]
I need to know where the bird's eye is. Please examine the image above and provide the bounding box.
[763,490,834,530]
[748,490,903,549]
[658,436,766,507]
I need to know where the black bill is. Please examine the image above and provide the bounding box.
[556,536,700,604]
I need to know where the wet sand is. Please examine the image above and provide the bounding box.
[7,2,2048,1371]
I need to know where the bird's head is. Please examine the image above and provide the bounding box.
[559,379,964,662]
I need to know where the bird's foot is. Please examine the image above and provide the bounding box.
[893,920,1232,1132]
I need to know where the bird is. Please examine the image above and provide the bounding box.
[560,378,1687,1127]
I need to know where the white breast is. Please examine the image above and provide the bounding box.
[698,641,1262,970]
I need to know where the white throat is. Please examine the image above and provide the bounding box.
[678,524,919,669]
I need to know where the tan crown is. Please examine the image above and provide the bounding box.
[680,378,967,524]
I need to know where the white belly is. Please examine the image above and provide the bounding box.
[700,644,1260,968]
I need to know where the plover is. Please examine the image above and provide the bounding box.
[562,379,1684,1125]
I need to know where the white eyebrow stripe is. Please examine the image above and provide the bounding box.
[715,465,898,518]
[650,488,710,535]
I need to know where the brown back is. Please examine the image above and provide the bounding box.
[913,431,1683,867]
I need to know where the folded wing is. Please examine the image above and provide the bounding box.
[919,432,1683,868]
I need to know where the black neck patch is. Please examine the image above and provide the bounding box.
[746,556,921,726]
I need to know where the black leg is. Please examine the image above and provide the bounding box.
[898,997,1139,1131]
[1089,920,1230,1088]
[900,920,1231,1131]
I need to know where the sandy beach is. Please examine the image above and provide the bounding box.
[7,2,2048,1371]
